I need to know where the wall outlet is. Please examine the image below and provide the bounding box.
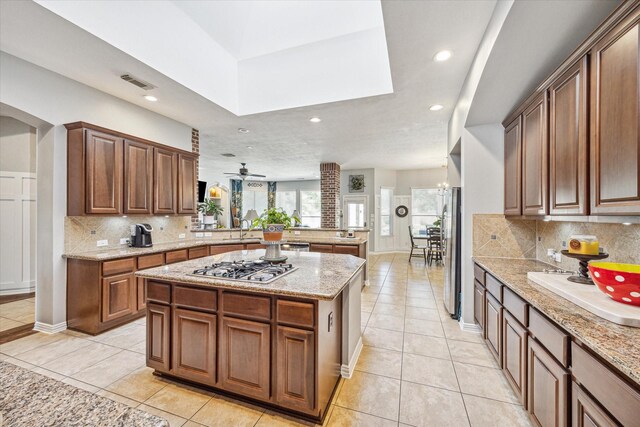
[294,230,301,235]
[554,252,562,263]
[204,232,212,237]
[179,233,186,239]
[195,232,204,238]
[97,240,108,247]
[119,238,130,245]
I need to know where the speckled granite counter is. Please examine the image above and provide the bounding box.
[63,237,366,261]
[0,361,167,427]
[136,250,365,300]
[473,257,640,387]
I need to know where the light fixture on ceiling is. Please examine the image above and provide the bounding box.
[309,117,322,123]
[221,153,236,158]
[434,50,452,62]
[429,104,444,111]
[246,146,253,149]
[144,95,158,102]
[238,128,249,133]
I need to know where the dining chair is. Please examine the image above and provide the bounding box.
[408,226,428,263]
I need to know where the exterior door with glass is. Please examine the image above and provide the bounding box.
[343,196,368,229]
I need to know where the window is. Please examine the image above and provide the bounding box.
[242,190,268,217]
[380,188,393,236]
[300,190,321,228]
[276,191,297,216]
[411,188,443,231]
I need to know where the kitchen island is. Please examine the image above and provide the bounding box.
[135,250,365,422]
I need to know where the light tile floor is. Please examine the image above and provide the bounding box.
[0,254,532,426]
[0,297,35,331]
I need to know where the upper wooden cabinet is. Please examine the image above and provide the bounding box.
[590,9,640,215]
[154,148,178,214]
[66,123,197,216]
[504,116,523,215]
[124,140,153,214]
[178,154,198,214]
[522,93,548,216]
[549,58,588,216]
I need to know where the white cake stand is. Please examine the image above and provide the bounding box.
[260,240,288,263]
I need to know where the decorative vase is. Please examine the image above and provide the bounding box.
[263,224,284,241]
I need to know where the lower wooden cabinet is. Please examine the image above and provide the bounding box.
[503,311,527,406]
[333,245,359,256]
[147,303,171,373]
[137,278,147,311]
[172,308,216,385]
[220,316,271,400]
[101,273,136,322]
[276,325,315,412]
[474,280,485,333]
[485,293,502,366]
[571,382,617,427]
[309,243,334,253]
[528,337,569,427]
[210,244,244,255]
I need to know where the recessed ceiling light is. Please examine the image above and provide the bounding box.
[434,50,452,62]
[143,95,158,102]
[309,117,322,123]
[246,146,253,149]
[429,104,444,111]
[238,128,249,133]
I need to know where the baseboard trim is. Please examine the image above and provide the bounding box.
[340,337,363,379]
[33,321,67,334]
[459,320,481,333]
[0,287,36,296]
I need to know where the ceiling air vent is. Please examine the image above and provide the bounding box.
[120,74,156,90]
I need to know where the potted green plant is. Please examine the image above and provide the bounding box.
[198,199,224,226]
[252,208,300,241]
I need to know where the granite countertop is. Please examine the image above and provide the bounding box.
[136,250,365,300]
[0,361,167,427]
[63,236,367,261]
[473,257,640,387]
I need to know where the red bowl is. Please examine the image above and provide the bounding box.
[588,262,640,306]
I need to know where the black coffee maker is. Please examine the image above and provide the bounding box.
[130,224,153,248]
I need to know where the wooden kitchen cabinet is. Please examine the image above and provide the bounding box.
[504,116,522,215]
[101,273,136,323]
[178,154,197,214]
[528,337,568,427]
[123,140,153,214]
[333,245,359,256]
[220,316,271,400]
[210,244,245,255]
[276,325,315,412]
[503,311,528,406]
[147,303,171,373]
[154,147,178,214]
[172,308,216,386]
[590,7,640,215]
[474,280,485,333]
[549,57,588,215]
[485,293,502,366]
[571,382,617,427]
[522,93,548,216]
[309,243,334,253]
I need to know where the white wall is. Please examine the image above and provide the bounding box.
[276,180,320,192]
[0,116,36,173]
[0,53,193,332]
[395,168,447,195]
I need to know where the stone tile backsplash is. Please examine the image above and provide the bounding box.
[473,214,537,258]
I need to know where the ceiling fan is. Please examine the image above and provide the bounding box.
[224,163,266,180]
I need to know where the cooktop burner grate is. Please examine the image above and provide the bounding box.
[189,260,297,283]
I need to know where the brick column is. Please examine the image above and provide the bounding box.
[191,128,199,227]
[320,162,341,228]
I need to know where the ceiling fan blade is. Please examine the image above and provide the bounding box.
[248,174,266,177]
[224,172,239,175]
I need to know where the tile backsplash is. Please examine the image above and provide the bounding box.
[473,214,537,258]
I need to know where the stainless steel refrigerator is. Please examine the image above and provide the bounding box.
[442,187,461,319]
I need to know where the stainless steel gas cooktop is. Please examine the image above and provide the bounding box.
[189,260,297,284]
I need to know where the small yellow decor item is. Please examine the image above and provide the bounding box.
[568,235,599,255]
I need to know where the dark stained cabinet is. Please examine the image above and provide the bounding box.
[522,93,549,216]
[571,382,617,427]
[147,303,171,373]
[590,9,640,215]
[549,58,588,215]
[124,140,153,214]
[474,280,485,333]
[153,148,178,214]
[504,116,522,215]
[220,316,271,400]
[172,308,216,386]
[101,273,136,322]
[83,129,123,215]
[503,311,528,406]
[528,337,568,427]
[276,326,315,412]
[178,154,197,214]
[485,293,502,366]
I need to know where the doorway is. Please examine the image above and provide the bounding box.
[343,195,368,229]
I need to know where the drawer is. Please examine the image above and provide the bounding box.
[137,253,164,270]
[165,249,188,264]
[334,245,360,256]
[146,281,171,304]
[188,246,209,260]
[474,264,486,285]
[486,274,503,302]
[503,287,528,326]
[571,342,639,427]
[309,243,333,253]
[103,258,135,276]
[245,243,266,250]
[174,286,217,312]
[528,308,569,367]
[277,299,314,328]
[210,244,244,255]
[222,292,271,321]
